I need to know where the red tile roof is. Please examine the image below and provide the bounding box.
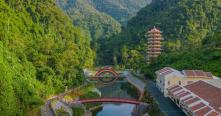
[167,80,221,115]
[195,70,205,77]
[207,111,220,116]
[162,70,174,75]
[181,96,194,102]
[176,91,191,99]
[156,67,214,79]
[184,70,195,77]
[175,90,185,96]
[183,70,213,79]
[168,85,179,91]
[156,67,174,75]
[184,97,200,106]
[190,102,206,112]
[185,81,221,113]
[171,87,183,93]
[194,106,212,116]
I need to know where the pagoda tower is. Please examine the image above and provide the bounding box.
[147,27,163,63]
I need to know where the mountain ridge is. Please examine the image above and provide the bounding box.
[0,0,94,114]
[99,0,221,76]
[89,0,151,24]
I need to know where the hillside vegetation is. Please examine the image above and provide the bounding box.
[1,0,221,115]
[0,0,94,115]
[100,0,221,77]
[90,0,151,24]
[56,0,152,65]
[56,0,121,54]
[60,0,122,39]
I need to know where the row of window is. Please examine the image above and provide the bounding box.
[167,81,182,85]
[169,94,194,116]
[167,81,193,86]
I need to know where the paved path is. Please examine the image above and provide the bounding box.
[41,84,88,116]
[41,100,54,116]
[123,71,146,93]
[146,80,186,116]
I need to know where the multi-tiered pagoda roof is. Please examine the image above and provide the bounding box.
[147,27,163,63]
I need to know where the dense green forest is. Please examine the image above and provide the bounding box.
[89,0,151,24]
[56,0,152,64]
[57,0,151,24]
[100,0,221,77]
[57,0,122,41]
[0,0,94,115]
[1,0,221,115]
[56,0,121,64]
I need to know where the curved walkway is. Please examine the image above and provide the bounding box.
[146,80,186,116]
[123,71,146,99]
[41,84,88,116]
[41,100,54,116]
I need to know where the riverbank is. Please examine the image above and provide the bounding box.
[127,71,167,116]
[89,105,103,111]
[43,69,162,116]
[145,80,185,116]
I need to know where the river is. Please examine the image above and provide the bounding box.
[92,82,138,116]
[94,103,135,116]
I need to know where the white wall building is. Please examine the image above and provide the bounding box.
[167,80,221,116]
[155,67,214,97]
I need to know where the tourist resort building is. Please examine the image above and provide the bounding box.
[168,80,221,116]
[155,67,215,97]
[147,27,163,63]
[155,67,221,116]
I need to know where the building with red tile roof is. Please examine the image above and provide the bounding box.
[155,67,215,97]
[183,70,213,79]
[167,80,221,116]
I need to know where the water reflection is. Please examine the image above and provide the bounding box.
[95,103,135,116]
[92,82,137,116]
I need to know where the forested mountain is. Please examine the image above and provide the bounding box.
[56,0,122,65]
[56,0,152,64]
[90,0,151,24]
[56,0,121,52]
[101,0,221,76]
[1,0,221,115]
[0,0,94,115]
[57,0,151,24]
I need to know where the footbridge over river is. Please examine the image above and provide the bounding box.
[42,68,147,116]
[84,68,146,100]
[68,98,148,109]
[70,98,141,105]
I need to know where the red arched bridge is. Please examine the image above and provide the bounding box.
[94,67,120,84]
[69,98,142,105]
